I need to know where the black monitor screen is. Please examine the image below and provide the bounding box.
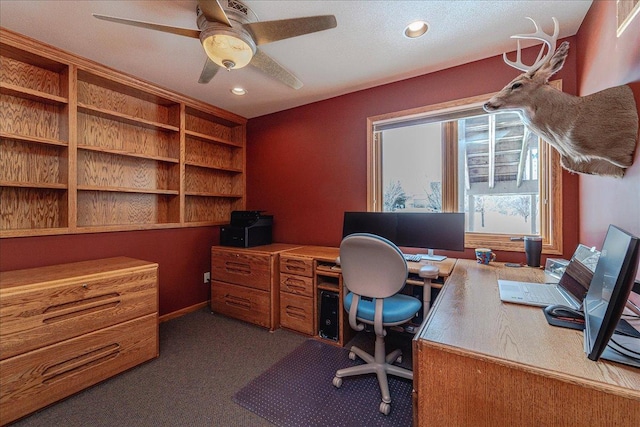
[342,211,465,252]
[584,224,639,362]
[342,212,397,242]
[396,212,465,251]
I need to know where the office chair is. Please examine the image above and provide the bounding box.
[332,233,422,415]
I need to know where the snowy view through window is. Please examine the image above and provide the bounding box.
[380,112,540,236]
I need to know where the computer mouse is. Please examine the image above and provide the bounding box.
[544,304,584,320]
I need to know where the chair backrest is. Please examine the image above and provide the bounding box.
[340,233,408,299]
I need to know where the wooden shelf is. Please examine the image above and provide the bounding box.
[184,191,243,198]
[184,160,242,173]
[77,185,179,195]
[77,103,179,132]
[78,144,179,164]
[184,129,243,148]
[1,28,246,237]
[0,82,68,105]
[1,181,67,190]
[0,131,68,147]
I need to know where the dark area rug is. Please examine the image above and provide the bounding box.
[233,339,412,427]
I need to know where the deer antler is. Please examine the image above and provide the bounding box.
[503,17,559,72]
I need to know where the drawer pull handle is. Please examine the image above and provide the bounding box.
[43,293,121,324]
[285,283,307,293]
[224,262,251,275]
[224,294,252,310]
[285,305,307,320]
[42,343,120,384]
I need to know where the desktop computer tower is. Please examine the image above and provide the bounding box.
[319,291,339,341]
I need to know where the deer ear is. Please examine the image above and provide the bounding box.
[530,41,569,82]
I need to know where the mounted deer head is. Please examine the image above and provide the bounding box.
[484,17,638,178]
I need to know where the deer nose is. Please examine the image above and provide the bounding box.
[483,102,494,111]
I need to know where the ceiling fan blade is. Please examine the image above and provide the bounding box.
[198,58,221,84]
[251,49,303,90]
[244,15,337,45]
[197,0,232,27]
[93,14,200,38]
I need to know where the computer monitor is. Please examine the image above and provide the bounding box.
[342,212,465,260]
[342,212,397,242]
[583,225,639,365]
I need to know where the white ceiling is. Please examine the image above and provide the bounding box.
[0,0,593,119]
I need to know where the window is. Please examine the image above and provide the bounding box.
[367,86,563,254]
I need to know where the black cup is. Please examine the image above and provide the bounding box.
[524,237,542,267]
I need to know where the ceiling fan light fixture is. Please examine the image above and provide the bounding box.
[404,20,429,38]
[200,24,256,70]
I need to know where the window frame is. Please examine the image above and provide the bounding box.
[366,82,563,254]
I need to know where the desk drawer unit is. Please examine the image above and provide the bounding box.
[279,256,315,335]
[0,268,157,360]
[210,280,271,328]
[0,314,157,425]
[0,257,158,425]
[280,273,313,297]
[211,250,271,291]
[280,256,313,277]
[280,292,315,335]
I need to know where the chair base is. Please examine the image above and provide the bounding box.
[333,334,413,415]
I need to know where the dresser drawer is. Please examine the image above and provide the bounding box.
[211,280,271,328]
[280,273,313,297]
[0,266,158,360]
[0,314,157,426]
[280,292,314,335]
[211,250,271,291]
[280,256,314,277]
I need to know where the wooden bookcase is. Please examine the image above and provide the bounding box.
[0,28,246,238]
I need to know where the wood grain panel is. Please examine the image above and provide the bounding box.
[184,165,242,195]
[77,80,179,127]
[76,191,179,226]
[185,112,233,141]
[0,187,67,230]
[184,195,233,223]
[77,150,178,191]
[0,55,63,96]
[77,113,179,160]
[1,139,66,185]
[0,95,63,141]
[185,135,242,170]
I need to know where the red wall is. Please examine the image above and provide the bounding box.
[247,39,581,264]
[0,227,218,316]
[575,0,640,271]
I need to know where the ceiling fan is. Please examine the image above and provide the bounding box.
[93,0,337,89]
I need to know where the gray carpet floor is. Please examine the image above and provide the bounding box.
[10,308,414,427]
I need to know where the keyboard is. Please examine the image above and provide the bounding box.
[403,254,421,262]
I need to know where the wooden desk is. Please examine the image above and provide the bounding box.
[413,259,640,426]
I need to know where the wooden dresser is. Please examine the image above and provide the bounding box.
[210,244,301,331]
[0,257,159,425]
[413,259,640,425]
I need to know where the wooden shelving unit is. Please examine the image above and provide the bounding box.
[0,28,246,238]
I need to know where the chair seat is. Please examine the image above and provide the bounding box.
[344,292,421,324]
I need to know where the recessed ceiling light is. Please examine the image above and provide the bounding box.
[231,87,247,96]
[404,20,429,38]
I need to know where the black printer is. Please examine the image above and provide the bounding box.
[220,211,273,247]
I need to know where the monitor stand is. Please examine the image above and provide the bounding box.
[418,249,447,262]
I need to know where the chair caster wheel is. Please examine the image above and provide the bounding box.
[349,351,356,360]
[332,376,342,388]
[379,401,391,415]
